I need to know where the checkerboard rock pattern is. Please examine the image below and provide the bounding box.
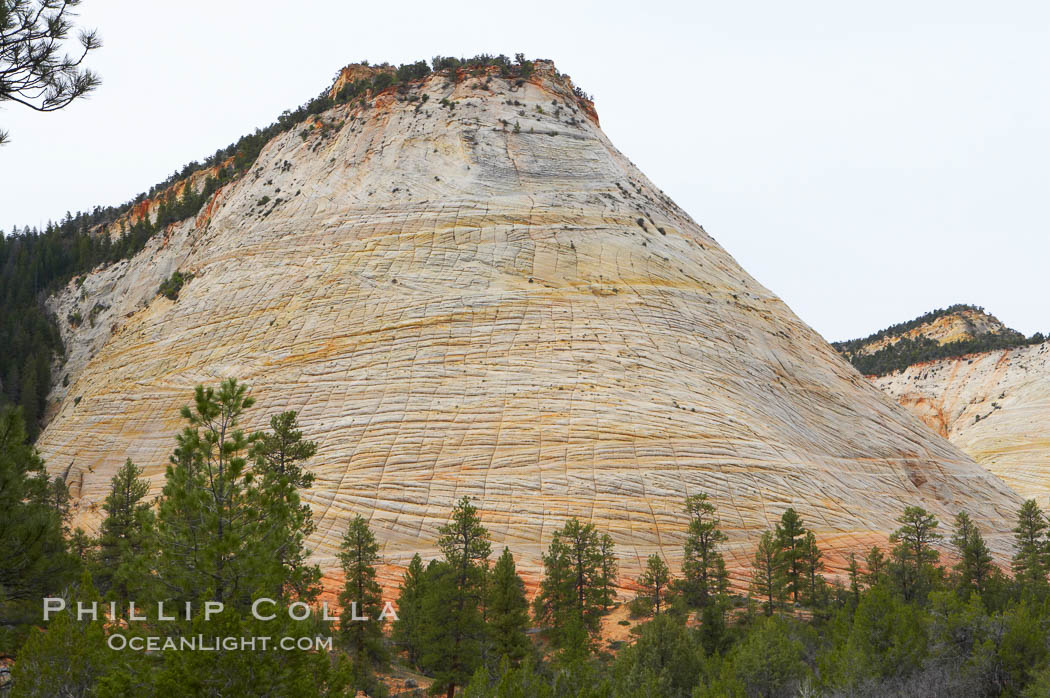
[39,61,1021,583]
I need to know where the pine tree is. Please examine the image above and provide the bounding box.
[533,533,574,640]
[951,510,977,566]
[422,496,491,698]
[680,493,728,609]
[727,616,809,696]
[148,601,335,696]
[800,530,824,605]
[750,530,785,616]
[638,554,671,615]
[95,459,154,603]
[251,411,317,488]
[337,515,387,668]
[487,547,530,665]
[951,511,994,597]
[533,517,607,645]
[48,473,73,535]
[596,532,617,614]
[250,410,320,601]
[10,571,113,696]
[392,553,428,669]
[836,585,927,684]
[152,379,273,609]
[612,612,703,696]
[889,506,941,603]
[1012,499,1048,593]
[141,383,348,696]
[68,526,95,565]
[32,351,50,424]
[864,545,887,587]
[847,552,861,606]
[0,405,74,654]
[775,508,806,603]
[697,598,729,656]
[0,0,101,145]
[18,354,38,438]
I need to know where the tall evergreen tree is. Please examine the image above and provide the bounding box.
[48,472,73,534]
[132,383,333,696]
[750,530,785,616]
[800,530,824,605]
[533,533,574,641]
[638,554,671,616]
[68,525,95,565]
[18,354,38,439]
[679,493,728,609]
[392,553,428,669]
[533,517,608,645]
[486,547,530,665]
[889,506,941,603]
[1012,499,1048,593]
[775,508,806,603]
[250,410,320,601]
[422,496,491,698]
[337,515,387,671]
[152,379,273,609]
[951,511,994,598]
[251,410,317,487]
[95,458,153,603]
[864,545,887,587]
[596,532,618,614]
[847,552,862,606]
[0,405,74,653]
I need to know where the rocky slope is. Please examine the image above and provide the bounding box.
[873,342,1050,503]
[37,60,1021,583]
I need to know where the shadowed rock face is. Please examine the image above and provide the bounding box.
[39,61,1020,582]
[874,342,1050,505]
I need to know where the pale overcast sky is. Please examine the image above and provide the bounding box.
[1,0,1047,341]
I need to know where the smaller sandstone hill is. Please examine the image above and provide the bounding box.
[834,305,1045,377]
[845,306,1050,503]
[873,341,1050,504]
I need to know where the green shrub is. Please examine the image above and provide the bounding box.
[628,595,653,619]
[88,303,105,327]
[158,271,192,301]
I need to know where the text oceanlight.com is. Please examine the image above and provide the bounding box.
[106,634,334,652]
